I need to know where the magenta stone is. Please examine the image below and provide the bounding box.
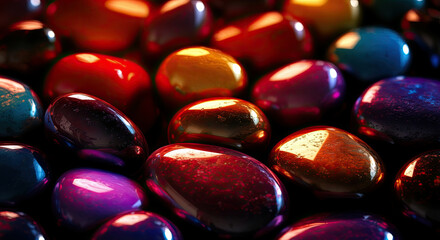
[52,168,146,231]
[251,60,345,127]
[143,143,288,238]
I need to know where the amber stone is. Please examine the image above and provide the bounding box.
[155,47,247,111]
[395,150,440,226]
[143,143,288,237]
[168,97,270,153]
[211,11,313,70]
[46,0,152,52]
[269,126,384,198]
[142,0,213,57]
[283,0,360,41]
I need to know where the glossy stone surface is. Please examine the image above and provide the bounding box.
[45,93,148,173]
[144,143,288,237]
[283,0,360,41]
[0,20,59,74]
[395,150,440,226]
[362,0,425,22]
[0,211,48,240]
[142,0,213,57]
[46,0,152,52]
[276,213,400,240]
[92,211,182,240]
[211,12,313,70]
[155,47,247,111]
[353,77,440,146]
[0,143,49,206]
[52,168,146,231]
[251,60,345,127]
[328,27,411,82]
[207,0,276,19]
[0,76,43,138]
[269,126,384,197]
[0,0,45,33]
[44,53,158,132]
[168,97,271,153]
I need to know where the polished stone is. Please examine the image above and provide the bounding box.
[0,211,48,240]
[0,143,49,206]
[144,143,288,237]
[328,27,411,82]
[269,126,384,198]
[92,211,182,240]
[353,76,440,147]
[155,47,247,111]
[168,97,271,153]
[362,0,425,22]
[252,60,345,127]
[52,168,146,231]
[0,0,45,33]
[45,93,148,173]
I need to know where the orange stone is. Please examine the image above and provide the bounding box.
[269,126,384,198]
[155,47,247,111]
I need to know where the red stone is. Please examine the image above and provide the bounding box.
[168,97,271,153]
[270,126,385,198]
[211,11,313,70]
[46,0,153,52]
[142,0,213,57]
[143,143,288,237]
[44,53,158,132]
[0,0,45,34]
[251,60,345,127]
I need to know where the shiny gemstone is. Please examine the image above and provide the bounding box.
[353,77,440,147]
[362,0,425,22]
[0,20,59,74]
[92,211,182,240]
[52,168,146,231]
[328,27,411,82]
[168,97,271,153]
[0,76,42,138]
[155,47,247,111]
[395,150,440,226]
[251,60,345,127]
[211,11,313,70]
[143,143,288,237]
[43,53,158,132]
[276,213,400,240]
[142,0,213,57]
[44,93,148,173]
[0,143,49,206]
[269,126,384,198]
[207,0,276,19]
[283,0,360,41]
[46,0,152,52]
[0,0,45,33]
[0,211,48,240]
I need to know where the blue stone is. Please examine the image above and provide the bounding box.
[92,211,182,240]
[0,143,49,206]
[0,76,42,138]
[353,77,440,146]
[328,27,411,82]
[0,211,48,240]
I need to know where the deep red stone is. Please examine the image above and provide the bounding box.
[211,11,313,70]
[46,0,153,52]
[143,143,288,237]
[395,150,440,226]
[168,97,271,153]
[251,60,345,127]
[0,0,45,34]
[142,0,213,57]
[44,53,158,132]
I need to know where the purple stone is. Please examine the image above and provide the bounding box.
[143,143,288,238]
[276,213,400,240]
[353,76,440,147]
[0,211,48,240]
[52,168,147,231]
[92,211,182,240]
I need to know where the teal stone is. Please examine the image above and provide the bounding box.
[363,0,425,22]
[0,76,42,138]
[328,27,411,82]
